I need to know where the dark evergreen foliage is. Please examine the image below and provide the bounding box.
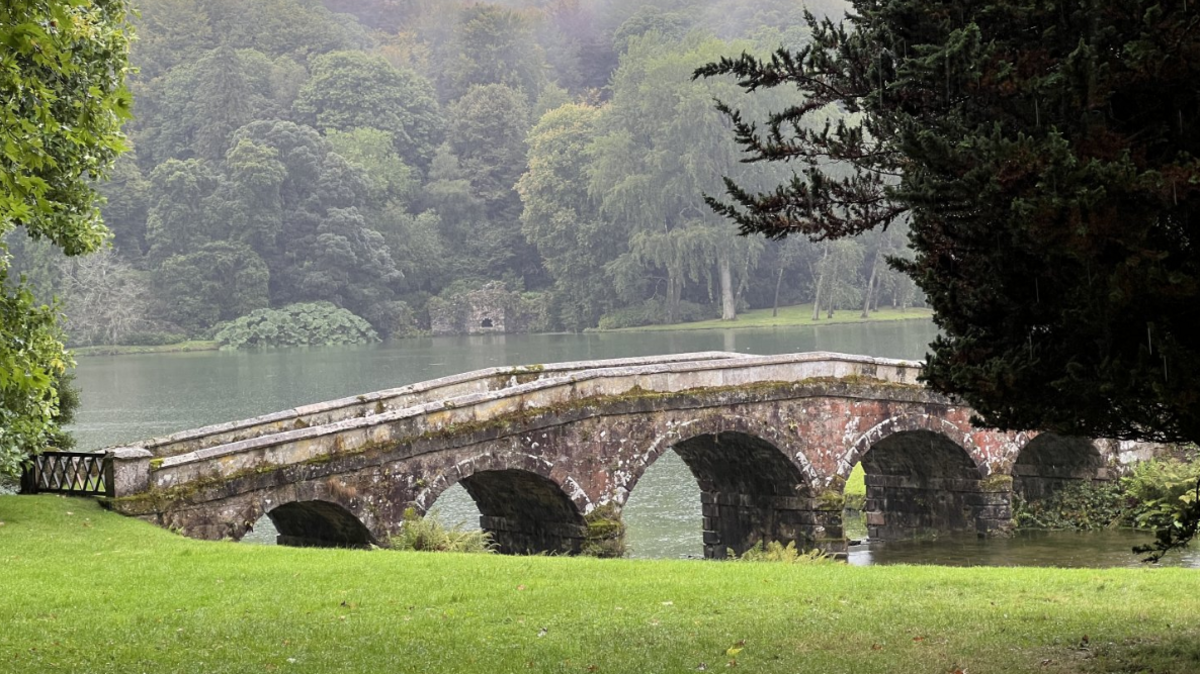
[700,1,1200,553]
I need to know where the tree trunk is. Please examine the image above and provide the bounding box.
[719,254,735,321]
[772,266,784,317]
[861,248,881,318]
[826,250,839,319]
[811,246,829,321]
[667,273,682,323]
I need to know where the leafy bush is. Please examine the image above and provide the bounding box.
[214,302,379,349]
[597,299,714,329]
[1123,458,1200,530]
[1013,480,1126,530]
[730,540,833,564]
[391,508,493,553]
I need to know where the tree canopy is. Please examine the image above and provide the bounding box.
[8,0,911,358]
[699,1,1200,553]
[0,0,133,476]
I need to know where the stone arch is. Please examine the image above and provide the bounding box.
[227,477,383,547]
[263,499,376,548]
[622,414,819,501]
[838,412,987,486]
[623,415,824,559]
[843,414,1005,540]
[412,451,588,555]
[1012,433,1106,502]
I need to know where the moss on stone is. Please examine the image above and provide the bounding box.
[981,473,1014,492]
[581,503,626,558]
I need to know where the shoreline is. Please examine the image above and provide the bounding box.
[594,304,933,333]
[71,340,220,358]
[70,306,934,357]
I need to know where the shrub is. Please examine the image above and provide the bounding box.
[1123,457,1200,530]
[730,540,833,564]
[1012,480,1125,530]
[597,299,714,329]
[214,302,379,349]
[391,508,493,553]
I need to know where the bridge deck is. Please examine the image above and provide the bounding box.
[136,352,924,492]
[136,352,751,459]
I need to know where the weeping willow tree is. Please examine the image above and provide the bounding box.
[590,32,800,322]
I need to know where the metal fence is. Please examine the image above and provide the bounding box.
[20,452,108,496]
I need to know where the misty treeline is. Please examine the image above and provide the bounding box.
[7,0,923,346]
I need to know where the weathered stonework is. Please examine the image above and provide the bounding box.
[428,282,547,336]
[103,448,153,497]
[102,352,1145,557]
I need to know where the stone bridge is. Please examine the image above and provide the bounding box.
[103,352,1142,558]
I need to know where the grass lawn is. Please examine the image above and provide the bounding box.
[602,303,933,332]
[71,341,220,358]
[2,495,1198,674]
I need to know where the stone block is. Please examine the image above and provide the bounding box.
[104,448,153,498]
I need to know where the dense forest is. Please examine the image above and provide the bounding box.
[8,0,923,347]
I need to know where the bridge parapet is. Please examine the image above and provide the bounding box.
[142,352,926,492]
[132,352,749,459]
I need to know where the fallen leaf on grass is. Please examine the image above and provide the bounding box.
[912,636,925,643]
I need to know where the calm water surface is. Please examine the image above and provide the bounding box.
[69,319,1196,567]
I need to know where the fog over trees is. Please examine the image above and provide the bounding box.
[7,0,923,346]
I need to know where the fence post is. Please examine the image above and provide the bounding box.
[19,460,37,494]
[104,448,153,498]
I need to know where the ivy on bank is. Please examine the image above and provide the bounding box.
[1014,457,1200,535]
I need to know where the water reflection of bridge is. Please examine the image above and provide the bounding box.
[102,352,1139,557]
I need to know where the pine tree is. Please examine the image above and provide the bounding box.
[699,1,1200,555]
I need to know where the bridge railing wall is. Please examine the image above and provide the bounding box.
[130,352,749,459]
[146,352,925,492]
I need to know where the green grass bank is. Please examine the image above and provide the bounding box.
[71,340,219,358]
[2,496,1198,674]
[601,304,933,332]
